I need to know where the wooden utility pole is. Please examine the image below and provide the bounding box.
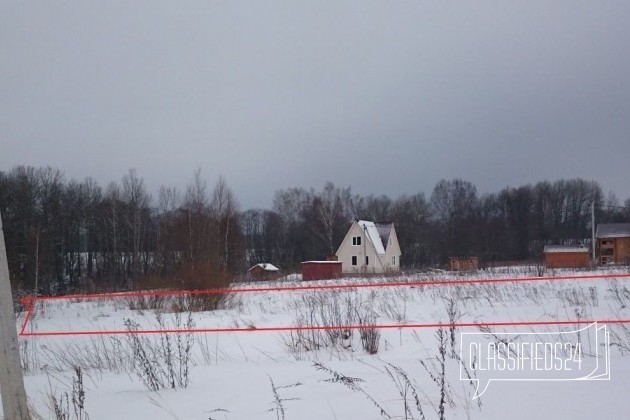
[0,213,31,419]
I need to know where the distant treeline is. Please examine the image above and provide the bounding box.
[1,166,629,293]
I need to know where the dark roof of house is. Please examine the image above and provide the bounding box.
[596,223,630,239]
[375,223,393,251]
[356,220,392,254]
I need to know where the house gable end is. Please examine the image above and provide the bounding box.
[385,225,402,257]
[336,221,366,256]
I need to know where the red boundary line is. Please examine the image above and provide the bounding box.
[19,299,35,336]
[18,273,630,337]
[23,273,630,302]
[18,319,630,337]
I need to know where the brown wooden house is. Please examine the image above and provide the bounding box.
[449,257,479,271]
[248,263,280,281]
[597,223,630,265]
[543,245,590,269]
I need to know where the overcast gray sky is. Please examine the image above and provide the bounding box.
[1,1,629,208]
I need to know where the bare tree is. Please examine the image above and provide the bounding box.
[356,194,393,222]
[33,167,64,293]
[241,209,265,265]
[157,185,181,274]
[211,176,240,271]
[121,169,151,286]
[183,168,210,264]
[184,168,208,215]
[430,178,478,261]
[80,177,102,281]
[312,182,353,255]
[103,182,122,285]
[391,193,431,267]
[272,187,314,266]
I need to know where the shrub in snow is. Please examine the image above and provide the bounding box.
[124,313,194,391]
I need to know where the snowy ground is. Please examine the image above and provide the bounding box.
[7,266,630,420]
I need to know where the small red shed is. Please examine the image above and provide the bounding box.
[301,261,342,281]
[543,245,590,269]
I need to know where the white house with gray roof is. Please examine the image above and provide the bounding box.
[335,220,401,274]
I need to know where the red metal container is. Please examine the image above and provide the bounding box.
[301,261,342,281]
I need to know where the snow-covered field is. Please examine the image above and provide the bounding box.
[9,267,630,419]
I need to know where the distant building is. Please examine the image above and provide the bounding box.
[596,223,630,265]
[248,263,280,281]
[543,245,590,269]
[301,261,342,281]
[335,220,401,274]
[449,257,479,271]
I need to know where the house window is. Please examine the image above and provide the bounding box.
[392,256,396,266]
[352,256,357,266]
[352,236,362,246]
[365,256,369,266]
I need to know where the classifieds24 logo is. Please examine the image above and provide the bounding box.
[460,322,610,398]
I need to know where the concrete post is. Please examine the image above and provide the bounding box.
[0,213,31,419]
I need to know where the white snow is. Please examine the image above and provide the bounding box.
[543,245,590,253]
[7,267,630,420]
[249,263,280,272]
